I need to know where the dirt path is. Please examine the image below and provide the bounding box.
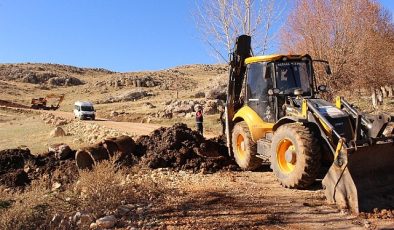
[50,110,164,136]
[151,170,394,229]
[47,110,217,138]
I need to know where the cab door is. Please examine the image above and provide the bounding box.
[245,62,275,123]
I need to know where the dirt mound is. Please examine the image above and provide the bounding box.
[135,123,238,173]
[0,148,78,189]
[0,148,31,174]
[0,100,29,109]
[0,148,33,188]
[33,151,78,186]
[0,169,30,187]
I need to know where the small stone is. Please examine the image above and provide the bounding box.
[51,213,62,226]
[78,213,94,227]
[51,182,62,191]
[136,207,144,215]
[73,211,81,223]
[116,205,131,216]
[96,215,117,229]
[90,222,98,229]
[24,165,31,173]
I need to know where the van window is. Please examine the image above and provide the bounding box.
[81,106,94,111]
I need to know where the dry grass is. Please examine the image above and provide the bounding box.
[74,160,134,217]
[0,178,71,230]
[0,160,164,229]
[0,110,77,154]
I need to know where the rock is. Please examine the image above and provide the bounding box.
[110,111,119,117]
[51,182,62,191]
[205,84,226,100]
[50,127,66,137]
[50,213,62,227]
[116,205,131,216]
[116,89,150,101]
[24,165,31,173]
[194,91,205,98]
[59,217,71,229]
[96,215,117,229]
[48,143,72,160]
[48,76,83,86]
[143,102,156,109]
[54,119,67,126]
[90,222,98,229]
[72,211,81,223]
[78,213,94,228]
[204,100,220,115]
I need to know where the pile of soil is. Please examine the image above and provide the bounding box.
[0,149,32,187]
[135,123,238,173]
[0,123,237,189]
[0,148,78,189]
[0,99,29,109]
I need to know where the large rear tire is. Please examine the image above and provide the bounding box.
[270,123,321,189]
[231,121,262,170]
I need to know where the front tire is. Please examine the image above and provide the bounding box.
[231,121,262,170]
[270,123,321,189]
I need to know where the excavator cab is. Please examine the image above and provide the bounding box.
[225,35,394,213]
[242,55,317,123]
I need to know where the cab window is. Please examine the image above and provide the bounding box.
[275,61,311,94]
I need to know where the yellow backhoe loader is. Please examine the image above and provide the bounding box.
[225,35,394,213]
[31,93,65,110]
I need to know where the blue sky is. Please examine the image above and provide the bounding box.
[0,0,392,72]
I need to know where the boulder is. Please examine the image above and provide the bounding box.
[50,127,66,137]
[205,84,227,100]
[194,91,205,98]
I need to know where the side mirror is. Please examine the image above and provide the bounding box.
[268,88,280,96]
[325,65,332,75]
[318,85,328,92]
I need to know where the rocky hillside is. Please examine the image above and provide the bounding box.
[0,63,229,125]
[0,63,113,87]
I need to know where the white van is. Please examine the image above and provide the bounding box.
[74,101,95,120]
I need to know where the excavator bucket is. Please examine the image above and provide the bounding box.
[323,142,394,214]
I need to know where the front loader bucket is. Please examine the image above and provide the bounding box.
[322,142,394,214]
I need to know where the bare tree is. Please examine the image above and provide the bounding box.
[280,0,394,94]
[195,0,287,62]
